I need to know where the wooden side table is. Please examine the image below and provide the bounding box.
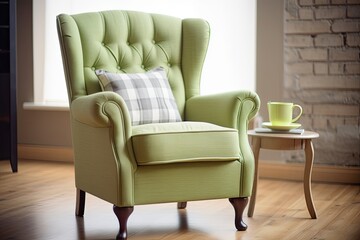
[247,130,319,219]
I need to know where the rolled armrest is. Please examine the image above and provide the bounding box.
[185,91,260,129]
[70,92,137,205]
[71,91,132,129]
[186,91,260,196]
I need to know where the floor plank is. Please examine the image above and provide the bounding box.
[0,160,359,240]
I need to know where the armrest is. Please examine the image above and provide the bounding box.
[71,91,132,129]
[71,91,135,167]
[186,90,260,196]
[70,92,136,206]
[185,91,260,129]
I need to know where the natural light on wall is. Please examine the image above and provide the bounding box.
[32,0,256,106]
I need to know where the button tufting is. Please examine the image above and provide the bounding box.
[91,67,95,71]
[126,42,130,45]
[101,42,105,46]
[141,65,145,69]
[117,66,121,70]
[152,40,156,44]
[167,63,171,67]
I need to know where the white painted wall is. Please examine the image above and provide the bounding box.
[33,0,256,102]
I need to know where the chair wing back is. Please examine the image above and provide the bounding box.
[57,10,210,118]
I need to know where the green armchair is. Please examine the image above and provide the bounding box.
[57,10,260,239]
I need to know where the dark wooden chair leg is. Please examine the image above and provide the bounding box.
[75,189,86,217]
[229,197,248,231]
[113,205,134,240]
[177,202,187,209]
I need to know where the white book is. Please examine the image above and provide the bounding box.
[254,127,305,134]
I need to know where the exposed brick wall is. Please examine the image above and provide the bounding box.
[284,0,360,166]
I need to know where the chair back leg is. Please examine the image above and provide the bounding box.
[75,189,86,217]
[177,202,187,209]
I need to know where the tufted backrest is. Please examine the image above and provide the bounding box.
[57,10,210,118]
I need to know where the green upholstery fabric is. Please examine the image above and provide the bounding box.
[186,91,261,195]
[57,10,260,208]
[132,122,240,165]
[134,161,242,205]
[58,10,194,118]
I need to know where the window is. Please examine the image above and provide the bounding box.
[32,0,256,106]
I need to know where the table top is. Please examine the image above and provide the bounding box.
[247,129,319,139]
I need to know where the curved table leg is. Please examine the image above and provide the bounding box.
[304,139,317,219]
[248,137,261,217]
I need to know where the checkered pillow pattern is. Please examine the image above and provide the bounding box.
[96,67,182,126]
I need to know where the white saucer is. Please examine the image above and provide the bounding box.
[262,122,301,131]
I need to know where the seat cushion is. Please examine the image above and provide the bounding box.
[131,121,240,165]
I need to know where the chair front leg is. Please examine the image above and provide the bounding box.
[113,205,134,240]
[229,197,248,231]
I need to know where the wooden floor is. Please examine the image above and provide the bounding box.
[0,160,359,240]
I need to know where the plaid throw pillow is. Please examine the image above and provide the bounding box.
[96,67,182,126]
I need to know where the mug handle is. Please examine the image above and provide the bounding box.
[292,104,303,123]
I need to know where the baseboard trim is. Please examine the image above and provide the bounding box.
[18,144,360,184]
[259,161,360,184]
[18,144,74,162]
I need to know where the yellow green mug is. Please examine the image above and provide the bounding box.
[267,102,302,126]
